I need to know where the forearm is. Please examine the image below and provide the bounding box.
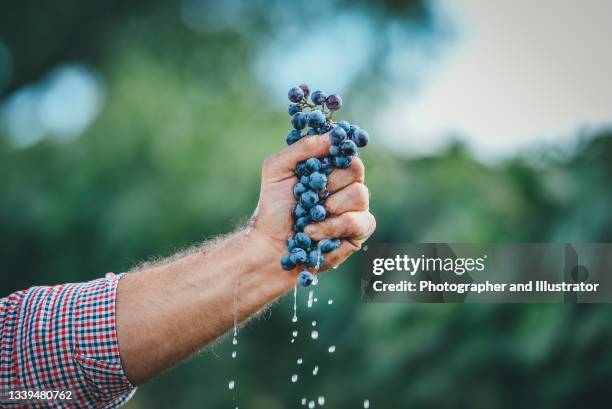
[116,227,291,385]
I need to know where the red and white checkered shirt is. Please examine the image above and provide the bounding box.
[0,273,136,408]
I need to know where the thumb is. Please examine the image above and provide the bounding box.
[263,133,332,178]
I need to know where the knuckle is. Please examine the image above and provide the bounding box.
[351,157,365,182]
[262,154,277,171]
[366,212,377,235]
[353,183,369,209]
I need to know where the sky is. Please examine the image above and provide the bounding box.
[377,0,612,159]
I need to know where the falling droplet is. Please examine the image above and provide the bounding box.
[308,400,315,408]
[292,286,298,322]
[291,339,295,344]
[363,399,370,408]
[328,299,333,305]
[292,330,298,337]
[312,320,317,327]
[312,366,319,376]
[228,380,235,390]
[328,345,336,353]
[301,398,307,405]
[311,330,318,339]
[318,396,325,405]
[292,316,298,323]
[332,265,339,270]
[232,351,237,358]
[232,337,238,346]
[291,374,298,383]
[314,297,318,303]
[297,358,303,365]
[307,290,314,308]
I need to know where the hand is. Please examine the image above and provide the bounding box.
[252,133,376,275]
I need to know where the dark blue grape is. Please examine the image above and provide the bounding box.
[352,128,369,147]
[291,112,307,130]
[300,190,319,209]
[310,204,326,222]
[329,145,340,156]
[296,161,308,176]
[326,93,342,110]
[299,84,310,98]
[319,123,332,134]
[305,158,321,173]
[298,270,315,286]
[300,175,310,186]
[337,121,350,132]
[286,130,303,145]
[290,248,308,264]
[320,157,334,175]
[306,128,318,136]
[347,124,360,139]
[308,172,327,190]
[288,86,304,103]
[340,139,358,156]
[330,127,347,145]
[281,254,296,270]
[311,90,327,105]
[293,182,308,199]
[307,110,326,129]
[293,203,307,218]
[294,216,311,232]
[288,103,300,116]
[333,156,352,168]
[286,237,298,251]
[307,249,325,268]
[294,232,312,249]
[318,238,341,253]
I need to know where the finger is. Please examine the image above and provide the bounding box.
[263,133,332,178]
[325,183,369,215]
[304,211,376,242]
[326,157,364,193]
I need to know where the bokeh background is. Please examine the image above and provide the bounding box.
[2,0,612,408]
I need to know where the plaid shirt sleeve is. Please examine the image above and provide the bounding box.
[0,273,136,408]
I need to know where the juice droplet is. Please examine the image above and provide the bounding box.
[297,358,303,365]
[232,351,237,358]
[292,330,298,337]
[301,398,307,405]
[228,380,235,390]
[311,330,319,339]
[312,366,319,376]
[328,345,336,353]
[312,320,317,327]
[308,400,315,408]
[292,286,298,322]
[291,339,295,343]
[363,399,370,408]
[314,297,318,303]
[328,299,333,305]
[318,396,325,405]
[232,337,238,346]
[292,316,298,323]
[307,290,314,308]
[291,374,298,383]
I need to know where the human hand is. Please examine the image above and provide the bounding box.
[251,133,376,278]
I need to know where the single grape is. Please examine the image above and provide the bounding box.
[337,121,351,132]
[293,203,308,219]
[307,249,325,268]
[329,145,340,156]
[340,139,358,156]
[293,182,308,199]
[300,175,310,186]
[288,86,304,103]
[308,172,327,190]
[286,129,303,145]
[352,128,369,147]
[330,127,347,145]
[299,84,310,98]
[290,248,308,264]
[311,90,327,105]
[300,190,319,209]
[286,237,298,251]
[288,103,301,116]
[310,204,326,222]
[319,123,332,134]
[318,238,341,253]
[306,128,318,136]
[333,155,352,168]
[320,157,334,175]
[347,124,360,139]
[305,158,321,173]
[291,112,308,130]
[325,94,342,110]
[307,110,326,129]
[281,254,296,270]
[294,232,312,249]
[296,161,309,176]
[298,270,315,286]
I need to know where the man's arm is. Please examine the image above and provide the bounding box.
[116,133,376,385]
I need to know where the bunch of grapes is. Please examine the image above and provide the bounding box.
[280,84,370,287]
